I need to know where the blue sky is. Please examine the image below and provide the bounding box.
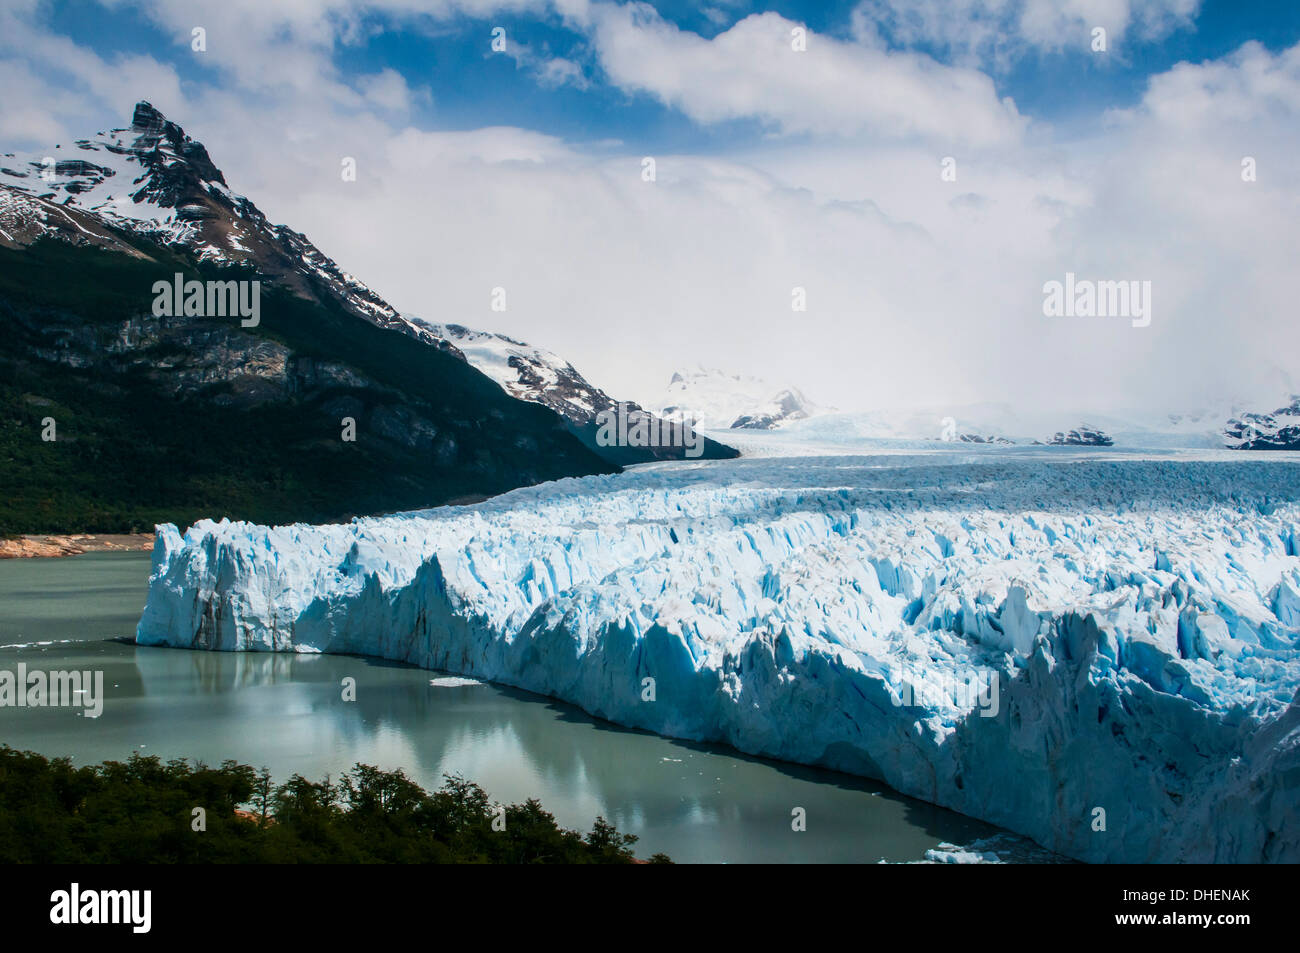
[30,0,1300,153]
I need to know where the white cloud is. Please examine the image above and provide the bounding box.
[534,55,589,89]
[1018,0,1200,49]
[358,68,432,114]
[257,35,1300,417]
[567,3,1026,146]
[0,2,1296,421]
[0,4,186,144]
[1122,40,1300,128]
[0,61,78,144]
[853,0,1202,67]
[498,33,591,90]
[114,0,547,103]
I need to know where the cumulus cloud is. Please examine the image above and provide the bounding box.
[1018,0,1201,50]
[1125,39,1300,127]
[0,4,186,140]
[566,3,1026,146]
[358,68,432,114]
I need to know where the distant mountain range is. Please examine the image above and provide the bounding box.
[0,102,732,534]
[651,367,825,431]
[405,322,735,464]
[692,396,1300,451]
[1224,396,1300,450]
[1042,426,1114,447]
[0,103,404,327]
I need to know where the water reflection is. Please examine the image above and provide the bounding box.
[0,551,1044,863]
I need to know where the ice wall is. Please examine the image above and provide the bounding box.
[136,454,1300,861]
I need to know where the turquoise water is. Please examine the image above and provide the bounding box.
[0,551,1045,862]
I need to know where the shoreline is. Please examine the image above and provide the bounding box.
[0,533,155,559]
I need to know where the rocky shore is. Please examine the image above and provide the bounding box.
[0,533,155,558]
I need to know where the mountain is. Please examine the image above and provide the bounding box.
[0,102,405,329]
[712,404,1237,452]
[0,186,151,258]
[404,321,614,423]
[730,388,819,430]
[652,367,824,430]
[0,103,734,467]
[953,432,1014,445]
[1224,396,1300,450]
[0,103,632,534]
[1043,426,1114,447]
[405,322,737,464]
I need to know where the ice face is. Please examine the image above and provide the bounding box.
[136,452,1300,862]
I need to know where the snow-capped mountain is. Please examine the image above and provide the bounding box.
[1225,396,1300,450]
[652,367,823,430]
[1043,426,1114,447]
[0,185,151,259]
[0,102,403,329]
[750,403,1234,449]
[402,322,736,462]
[730,388,820,430]
[0,102,731,464]
[404,320,620,425]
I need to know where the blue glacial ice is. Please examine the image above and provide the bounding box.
[136,452,1300,862]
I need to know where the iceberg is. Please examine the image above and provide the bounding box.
[136,453,1300,862]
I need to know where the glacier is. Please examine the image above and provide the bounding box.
[135,449,1300,862]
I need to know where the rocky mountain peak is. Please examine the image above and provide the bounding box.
[0,101,736,463]
[0,101,404,329]
[122,100,230,203]
[129,100,169,135]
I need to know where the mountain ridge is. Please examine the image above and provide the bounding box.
[0,103,640,534]
[651,366,825,431]
[0,102,735,464]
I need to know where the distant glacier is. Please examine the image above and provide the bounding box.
[136,449,1300,862]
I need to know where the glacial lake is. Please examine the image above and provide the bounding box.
[0,550,1052,863]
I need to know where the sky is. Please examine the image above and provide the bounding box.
[2,0,1299,418]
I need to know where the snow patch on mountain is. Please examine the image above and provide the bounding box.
[402,319,615,425]
[1044,426,1114,447]
[0,183,151,257]
[651,367,824,430]
[0,102,402,328]
[1226,396,1300,451]
[717,404,1241,451]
